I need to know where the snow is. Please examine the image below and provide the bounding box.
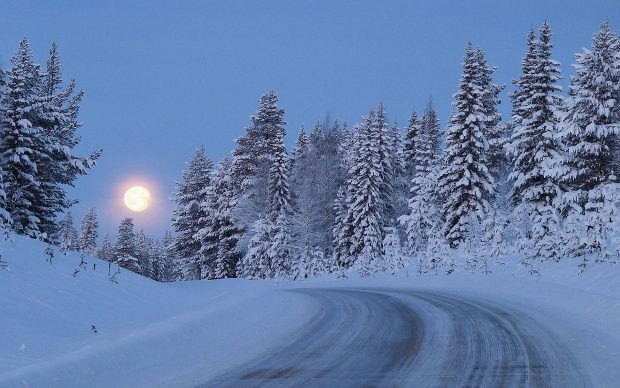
[0,235,313,387]
[1,234,619,387]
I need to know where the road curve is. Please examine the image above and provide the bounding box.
[201,288,590,387]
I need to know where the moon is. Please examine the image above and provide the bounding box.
[124,186,151,212]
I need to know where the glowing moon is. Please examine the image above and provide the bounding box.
[124,186,151,212]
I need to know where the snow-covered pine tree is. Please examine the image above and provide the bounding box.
[342,109,386,273]
[0,39,47,238]
[135,229,153,278]
[97,234,115,263]
[79,207,98,255]
[375,103,394,229]
[232,91,286,243]
[0,169,13,235]
[208,156,243,279]
[270,211,292,278]
[171,146,213,280]
[508,22,565,263]
[34,42,100,238]
[559,21,620,263]
[388,120,408,230]
[475,48,505,183]
[115,217,140,273]
[267,121,293,278]
[290,125,318,268]
[400,102,442,258]
[332,186,352,267]
[308,120,345,257]
[383,227,405,274]
[403,109,421,187]
[56,211,78,252]
[236,218,272,279]
[438,42,495,248]
[158,231,177,282]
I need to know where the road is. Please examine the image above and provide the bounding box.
[201,288,591,387]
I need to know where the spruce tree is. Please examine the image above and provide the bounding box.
[508,22,565,262]
[403,110,421,185]
[56,211,78,252]
[341,109,386,273]
[0,39,47,238]
[232,91,286,233]
[97,234,115,263]
[115,217,140,273]
[559,21,620,261]
[171,146,213,279]
[35,42,100,238]
[400,102,442,256]
[200,156,243,279]
[236,218,272,279]
[438,43,495,247]
[79,207,98,255]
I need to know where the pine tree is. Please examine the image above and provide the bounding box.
[159,231,177,281]
[0,39,47,238]
[203,156,243,279]
[171,146,213,279]
[232,91,286,234]
[400,102,442,256]
[135,229,153,278]
[438,43,495,247]
[308,120,345,256]
[340,109,386,272]
[97,234,115,263]
[290,125,318,265]
[383,227,405,274]
[270,211,292,278]
[403,110,422,184]
[79,207,98,255]
[56,211,78,252]
[559,21,620,262]
[34,42,100,238]
[268,125,291,220]
[236,218,272,279]
[508,22,565,262]
[115,217,139,273]
[0,169,13,234]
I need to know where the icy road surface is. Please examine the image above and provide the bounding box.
[203,288,590,387]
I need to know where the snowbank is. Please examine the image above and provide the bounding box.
[0,235,313,387]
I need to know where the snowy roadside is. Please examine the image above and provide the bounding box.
[0,236,315,388]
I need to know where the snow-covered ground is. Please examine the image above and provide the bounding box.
[1,235,619,387]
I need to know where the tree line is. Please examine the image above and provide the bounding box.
[168,21,620,280]
[5,21,619,282]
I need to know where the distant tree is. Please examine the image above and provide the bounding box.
[115,217,139,273]
[232,91,286,242]
[97,234,115,263]
[56,211,79,252]
[171,146,213,279]
[236,218,272,279]
[79,207,98,255]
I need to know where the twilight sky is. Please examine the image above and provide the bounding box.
[0,0,617,238]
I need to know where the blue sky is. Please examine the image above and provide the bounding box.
[0,0,617,237]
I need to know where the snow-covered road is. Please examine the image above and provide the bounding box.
[204,288,590,387]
